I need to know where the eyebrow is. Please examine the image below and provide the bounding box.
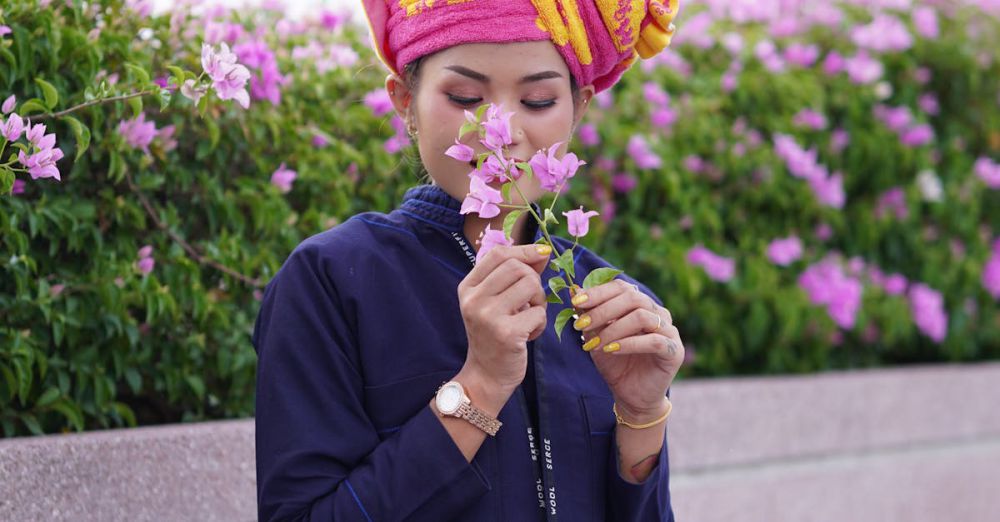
[444,65,563,84]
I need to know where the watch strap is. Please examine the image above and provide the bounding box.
[456,402,503,437]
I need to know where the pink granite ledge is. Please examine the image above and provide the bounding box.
[666,362,1000,472]
[0,418,255,521]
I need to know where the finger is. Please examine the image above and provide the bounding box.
[572,288,653,334]
[514,303,548,340]
[478,258,539,297]
[581,307,663,349]
[591,331,684,359]
[465,244,552,287]
[498,272,547,314]
[570,278,641,311]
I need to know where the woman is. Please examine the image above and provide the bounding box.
[253,0,684,520]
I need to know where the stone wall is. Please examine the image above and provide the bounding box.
[2,363,998,521]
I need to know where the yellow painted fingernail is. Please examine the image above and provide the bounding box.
[603,342,620,353]
[571,293,589,306]
[582,336,601,351]
[536,244,552,256]
[573,314,591,330]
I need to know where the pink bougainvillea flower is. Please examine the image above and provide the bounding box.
[138,245,153,259]
[578,123,600,147]
[882,273,908,295]
[180,79,208,105]
[460,175,503,218]
[850,13,913,53]
[1,94,14,114]
[11,178,25,195]
[908,283,948,343]
[687,245,736,282]
[270,162,297,193]
[383,115,410,153]
[445,139,475,163]
[766,236,803,266]
[363,88,394,117]
[1,112,24,141]
[562,206,600,238]
[481,104,513,152]
[912,7,939,39]
[118,113,158,153]
[482,153,519,183]
[18,147,63,180]
[0,26,11,38]
[974,157,1000,189]
[798,258,864,329]
[830,128,850,153]
[234,39,288,106]
[822,51,846,75]
[475,223,513,263]
[612,173,637,194]
[809,171,845,209]
[793,108,827,130]
[201,43,251,109]
[626,134,661,169]
[900,123,934,147]
[25,122,46,146]
[983,248,1000,299]
[528,141,585,192]
[844,51,884,84]
[137,256,155,275]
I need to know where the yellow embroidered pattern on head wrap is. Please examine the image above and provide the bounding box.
[530,0,593,65]
[401,0,474,18]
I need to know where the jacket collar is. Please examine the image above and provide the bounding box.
[400,184,544,241]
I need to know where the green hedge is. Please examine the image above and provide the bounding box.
[1,0,998,436]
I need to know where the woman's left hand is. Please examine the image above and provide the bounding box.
[570,279,685,419]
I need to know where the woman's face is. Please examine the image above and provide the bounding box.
[387,41,594,206]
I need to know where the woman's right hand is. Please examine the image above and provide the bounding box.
[456,244,552,395]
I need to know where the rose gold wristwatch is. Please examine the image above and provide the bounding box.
[434,380,503,436]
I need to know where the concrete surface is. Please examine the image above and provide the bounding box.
[1,363,998,521]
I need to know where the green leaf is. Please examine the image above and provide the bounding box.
[36,387,61,408]
[128,95,142,117]
[197,93,209,117]
[21,414,43,435]
[35,78,59,109]
[61,116,91,161]
[125,368,142,394]
[166,65,186,85]
[158,88,172,110]
[124,62,150,85]
[582,268,624,290]
[548,276,568,294]
[51,399,84,431]
[186,375,206,400]
[516,161,533,179]
[0,167,13,195]
[458,121,478,139]
[18,98,48,115]
[113,402,137,427]
[503,209,522,239]
[475,103,490,121]
[550,248,575,279]
[546,293,564,304]
[543,208,559,226]
[501,182,512,203]
[554,308,576,342]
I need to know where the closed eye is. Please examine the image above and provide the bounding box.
[523,99,556,110]
[447,94,482,107]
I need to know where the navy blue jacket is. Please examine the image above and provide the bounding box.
[253,183,674,521]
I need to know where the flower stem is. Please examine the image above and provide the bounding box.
[32,90,158,121]
[508,176,576,289]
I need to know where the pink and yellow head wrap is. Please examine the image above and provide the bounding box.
[362,0,680,92]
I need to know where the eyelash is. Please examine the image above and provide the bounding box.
[447,94,556,111]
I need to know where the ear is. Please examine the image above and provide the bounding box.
[572,85,596,131]
[385,73,413,120]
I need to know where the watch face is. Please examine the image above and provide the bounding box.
[436,383,462,414]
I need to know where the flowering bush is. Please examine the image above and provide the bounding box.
[0,0,998,436]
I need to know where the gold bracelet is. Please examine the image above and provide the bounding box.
[613,399,672,429]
